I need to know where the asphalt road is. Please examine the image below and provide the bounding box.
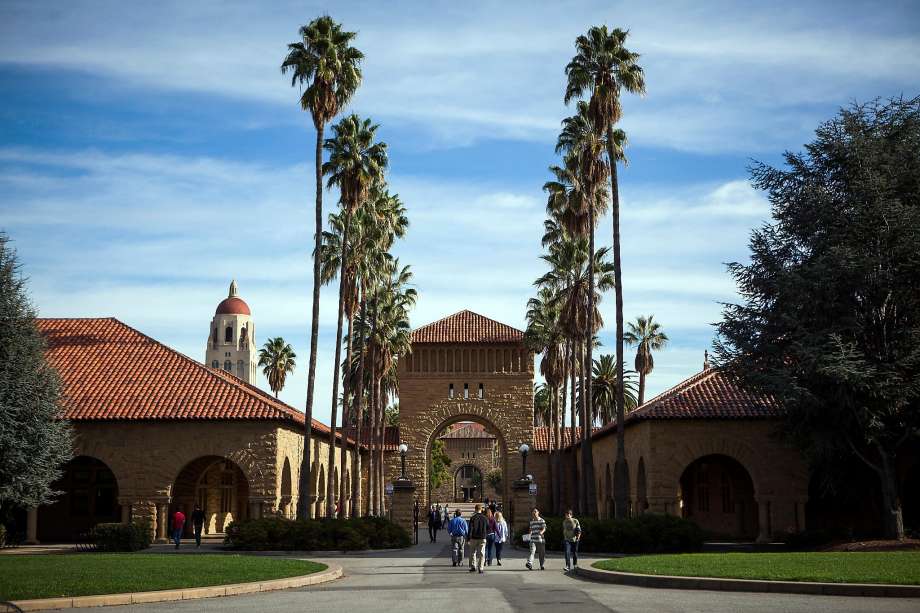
[70,540,920,613]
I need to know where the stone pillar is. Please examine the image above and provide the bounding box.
[25,507,39,545]
[249,501,262,520]
[391,478,416,538]
[795,498,807,533]
[121,503,131,524]
[756,498,772,543]
[155,503,168,543]
[511,478,536,538]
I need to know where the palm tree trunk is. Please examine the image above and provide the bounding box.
[582,217,598,517]
[298,121,324,521]
[638,371,646,406]
[551,384,560,515]
[325,212,351,517]
[368,306,379,515]
[608,127,628,520]
[376,376,385,515]
[338,308,354,517]
[351,293,367,517]
[569,339,580,513]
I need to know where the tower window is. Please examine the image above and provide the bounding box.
[478,383,484,399]
[448,383,454,399]
[212,328,217,343]
[211,360,219,369]
[463,383,469,399]
[225,326,233,343]
[223,360,232,372]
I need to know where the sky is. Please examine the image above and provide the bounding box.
[1,0,917,426]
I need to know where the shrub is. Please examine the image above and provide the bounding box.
[225,516,411,551]
[93,521,152,552]
[782,528,836,550]
[514,514,704,554]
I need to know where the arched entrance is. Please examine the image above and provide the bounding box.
[679,454,757,539]
[171,456,249,536]
[424,415,508,507]
[453,464,484,502]
[38,455,121,542]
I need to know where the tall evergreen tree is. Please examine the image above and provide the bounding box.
[0,234,72,512]
[714,97,920,540]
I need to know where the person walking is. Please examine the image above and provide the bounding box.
[485,508,497,566]
[493,511,508,566]
[172,508,185,549]
[434,504,443,542]
[467,503,488,574]
[562,509,582,572]
[489,499,497,514]
[447,509,468,567]
[191,504,205,548]
[442,505,450,526]
[427,505,438,543]
[525,507,546,570]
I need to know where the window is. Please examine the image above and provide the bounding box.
[697,465,710,512]
[211,360,219,368]
[225,326,233,343]
[224,360,232,372]
[721,472,734,513]
[478,383,484,399]
[212,328,217,343]
[449,383,454,399]
[464,383,469,399]
[237,360,245,377]
[220,471,234,514]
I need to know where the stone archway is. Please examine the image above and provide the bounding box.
[171,456,250,535]
[421,413,511,508]
[679,454,758,540]
[38,455,121,542]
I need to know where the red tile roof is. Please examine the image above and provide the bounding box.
[440,422,496,439]
[36,318,341,435]
[533,426,592,451]
[411,310,524,344]
[589,368,782,442]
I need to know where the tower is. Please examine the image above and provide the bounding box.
[205,280,257,383]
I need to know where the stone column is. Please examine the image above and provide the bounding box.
[121,503,131,524]
[25,507,39,544]
[511,478,536,538]
[756,498,772,543]
[391,478,416,538]
[249,501,262,520]
[795,498,808,533]
[155,503,168,543]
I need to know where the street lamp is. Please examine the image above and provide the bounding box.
[519,443,530,480]
[399,443,409,479]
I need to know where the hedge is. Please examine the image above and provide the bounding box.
[93,521,152,552]
[515,514,705,554]
[225,516,411,551]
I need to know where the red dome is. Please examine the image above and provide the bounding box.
[215,296,251,316]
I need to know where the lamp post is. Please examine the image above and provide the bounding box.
[399,443,408,480]
[518,443,530,480]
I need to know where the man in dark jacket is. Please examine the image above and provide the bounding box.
[427,505,439,543]
[467,503,488,573]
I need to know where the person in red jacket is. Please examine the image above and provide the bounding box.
[172,509,185,549]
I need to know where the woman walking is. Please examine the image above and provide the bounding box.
[562,508,582,572]
[485,508,497,565]
[493,511,508,566]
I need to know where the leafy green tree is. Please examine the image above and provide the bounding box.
[565,25,645,519]
[485,468,503,494]
[714,97,920,540]
[385,403,399,426]
[282,16,363,520]
[0,234,72,511]
[624,315,668,405]
[429,439,452,490]
[258,337,297,398]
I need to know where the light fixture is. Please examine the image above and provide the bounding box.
[519,443,530,479]
[399,443,409,479]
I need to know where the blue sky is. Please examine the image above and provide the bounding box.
[1,0,917,425]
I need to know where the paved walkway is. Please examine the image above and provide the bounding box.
[69,540,920,613]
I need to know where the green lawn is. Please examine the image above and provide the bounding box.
[0,554,326,601]
[594,552,920,585]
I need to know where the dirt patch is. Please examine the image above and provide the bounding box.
[821,538,920,552]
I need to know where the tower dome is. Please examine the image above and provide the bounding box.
[215,279,251,315]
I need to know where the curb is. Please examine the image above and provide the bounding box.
[575,565,920,598]
[11,563,343,611]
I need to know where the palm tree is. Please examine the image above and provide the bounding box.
[282,16,362,520]
[258,337,297,398]
[592,354,638,424]
[533,383,552,426]
[565,25,645,519]
[322,114,387,517]
[624,315,668,406]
